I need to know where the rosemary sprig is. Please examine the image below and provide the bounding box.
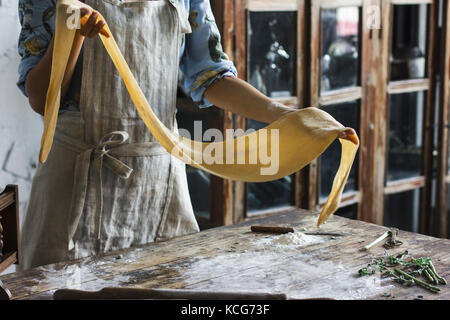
[387,250,409,266]
[423,268,435,284]
[428,260,447,285]
[358,251,447,294]
[394,268,440,293]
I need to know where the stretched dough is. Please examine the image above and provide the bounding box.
[40,0,359,227]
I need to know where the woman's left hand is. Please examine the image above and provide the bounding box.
[339,129,358,144]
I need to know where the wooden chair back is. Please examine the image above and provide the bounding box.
[0,185,21,300]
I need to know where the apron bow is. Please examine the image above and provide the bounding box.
[94,131,133,179]
[55,128,169,249]
[89,131,134,240]
[58,130,136,244]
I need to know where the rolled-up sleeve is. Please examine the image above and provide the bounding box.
[17,0,55,97]
[180,0,238,108]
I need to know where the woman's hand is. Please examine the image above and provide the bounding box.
[78,8,107,38]
[339,129,358,144]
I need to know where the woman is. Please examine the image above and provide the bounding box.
[18,0,354,270]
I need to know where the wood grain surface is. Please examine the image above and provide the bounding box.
[0,209,448,300]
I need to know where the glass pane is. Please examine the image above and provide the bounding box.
[176,104,215,220]
[319,101,360,202]
[321,7,360,93]
[185,168,211,220]
[384,189,421,233]
[247,119,293,214]
[387,92,425,182]
[249,11,297,98]
[391,4,429,81]
[335,204,357,220]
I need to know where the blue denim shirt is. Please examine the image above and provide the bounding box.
[17,0,237,109]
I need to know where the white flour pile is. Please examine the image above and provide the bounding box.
[252,231,326,249]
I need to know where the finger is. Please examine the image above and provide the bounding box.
[87,20,105,38]
[80,11,98,37]
[338,132,347,139]
[80,7,91,18]
[346,133,359,145]
[101,28,111,38]
[78,8,91,33]
[339,129,356,138]
[339,130,359,145]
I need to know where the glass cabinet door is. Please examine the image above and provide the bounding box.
[321,7,360,93]
[437,0,450,238]
[385,189,422,232]
[379,0,435,234]
[245,0,298,216]
[387,91,425,182]
[248,11,297,98]
[307,0,365,219]
[390,4,430,81]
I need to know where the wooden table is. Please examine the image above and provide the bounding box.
[1,209,449,300]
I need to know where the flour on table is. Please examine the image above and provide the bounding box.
[171,250,393,300]
[252,231,326,248]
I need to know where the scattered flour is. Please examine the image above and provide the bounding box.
[171,249,393,300]
[26,259,132,299]
[252,231,326,249]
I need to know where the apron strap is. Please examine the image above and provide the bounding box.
[54,130,167,244]
[168,0,192,34]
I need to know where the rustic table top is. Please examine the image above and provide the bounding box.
[1,209,449,300]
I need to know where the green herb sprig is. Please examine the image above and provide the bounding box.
[358,251,447,294]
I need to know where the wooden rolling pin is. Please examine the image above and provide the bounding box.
[250,225,349,237]
[250,225,295,234]
[53,287,288,300]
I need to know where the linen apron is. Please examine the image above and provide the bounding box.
[20,0,199,270]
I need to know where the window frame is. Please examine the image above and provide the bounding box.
[435,0,450,238]
[372,0,437,232]
[304,0,369,221]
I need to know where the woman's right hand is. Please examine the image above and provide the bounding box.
[78,8,107,38]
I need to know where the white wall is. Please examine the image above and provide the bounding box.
[1,0,43,273]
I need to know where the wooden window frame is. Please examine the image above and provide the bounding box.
[304,0,371,222]
[371,0,438,231]
[207,0,246,227]
[435,0,450,238]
